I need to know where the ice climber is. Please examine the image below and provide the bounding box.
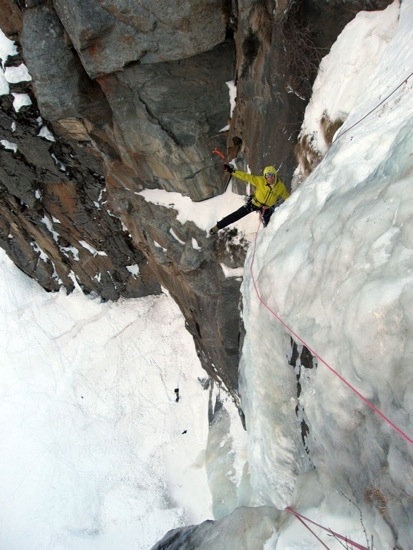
[209,163,290,234]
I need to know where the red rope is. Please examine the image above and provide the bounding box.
[249,217,413,446]
[286,507,370,550]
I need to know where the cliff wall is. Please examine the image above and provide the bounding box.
[0,0,391,397]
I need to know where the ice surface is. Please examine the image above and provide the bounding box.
[240,0,413,546]
[300,1,400,156]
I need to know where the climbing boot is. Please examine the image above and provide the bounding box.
[209,225,219,235]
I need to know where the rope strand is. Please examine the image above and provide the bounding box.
[334,71,413,142]
[286,507,370,550]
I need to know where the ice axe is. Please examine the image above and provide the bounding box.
[183,148,227,181]
[212,147,227,161]
[212,147,235,186]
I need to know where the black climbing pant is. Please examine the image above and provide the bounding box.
[216,199,274,230]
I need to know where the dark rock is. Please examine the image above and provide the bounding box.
[98,40,234,201]
[0,66,160,299]
[0,0,22,35]
[151,506,281,549]
[21,4,113,130]
[52,0,228,78]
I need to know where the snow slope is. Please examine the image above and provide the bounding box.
[0,251,213,549]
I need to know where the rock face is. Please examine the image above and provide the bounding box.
[0,101,161,300]
[151,505,282,549]
[52,0,227,78]
[0,0,392,397]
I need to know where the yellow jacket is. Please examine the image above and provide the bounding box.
[232,166,290,208]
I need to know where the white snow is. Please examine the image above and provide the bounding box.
[191,237,201,250]
[41,215,60,242]
[0,70,9,95]
[0,138,17,152]
[51,152,67,171]
[38,124,56,142]
[12,92,31,112]
[4,63,31,83]
[220,263,244,279]
[126,264,140,277]
[154,240,167,252]
[31,241,49,262]
[169,228,186,245]
[227,80,237,119]
[0,29,31,108]
[1,1,413,548]
[0,251,212,550]
[138,182,259,240]
[79,240,108,257]
[0,28,17,62]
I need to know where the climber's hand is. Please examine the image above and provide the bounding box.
[223,163,234,174]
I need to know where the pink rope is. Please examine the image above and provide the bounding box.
[286,507,370,550]
[285,507,331,549]
[249,217,413,446]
